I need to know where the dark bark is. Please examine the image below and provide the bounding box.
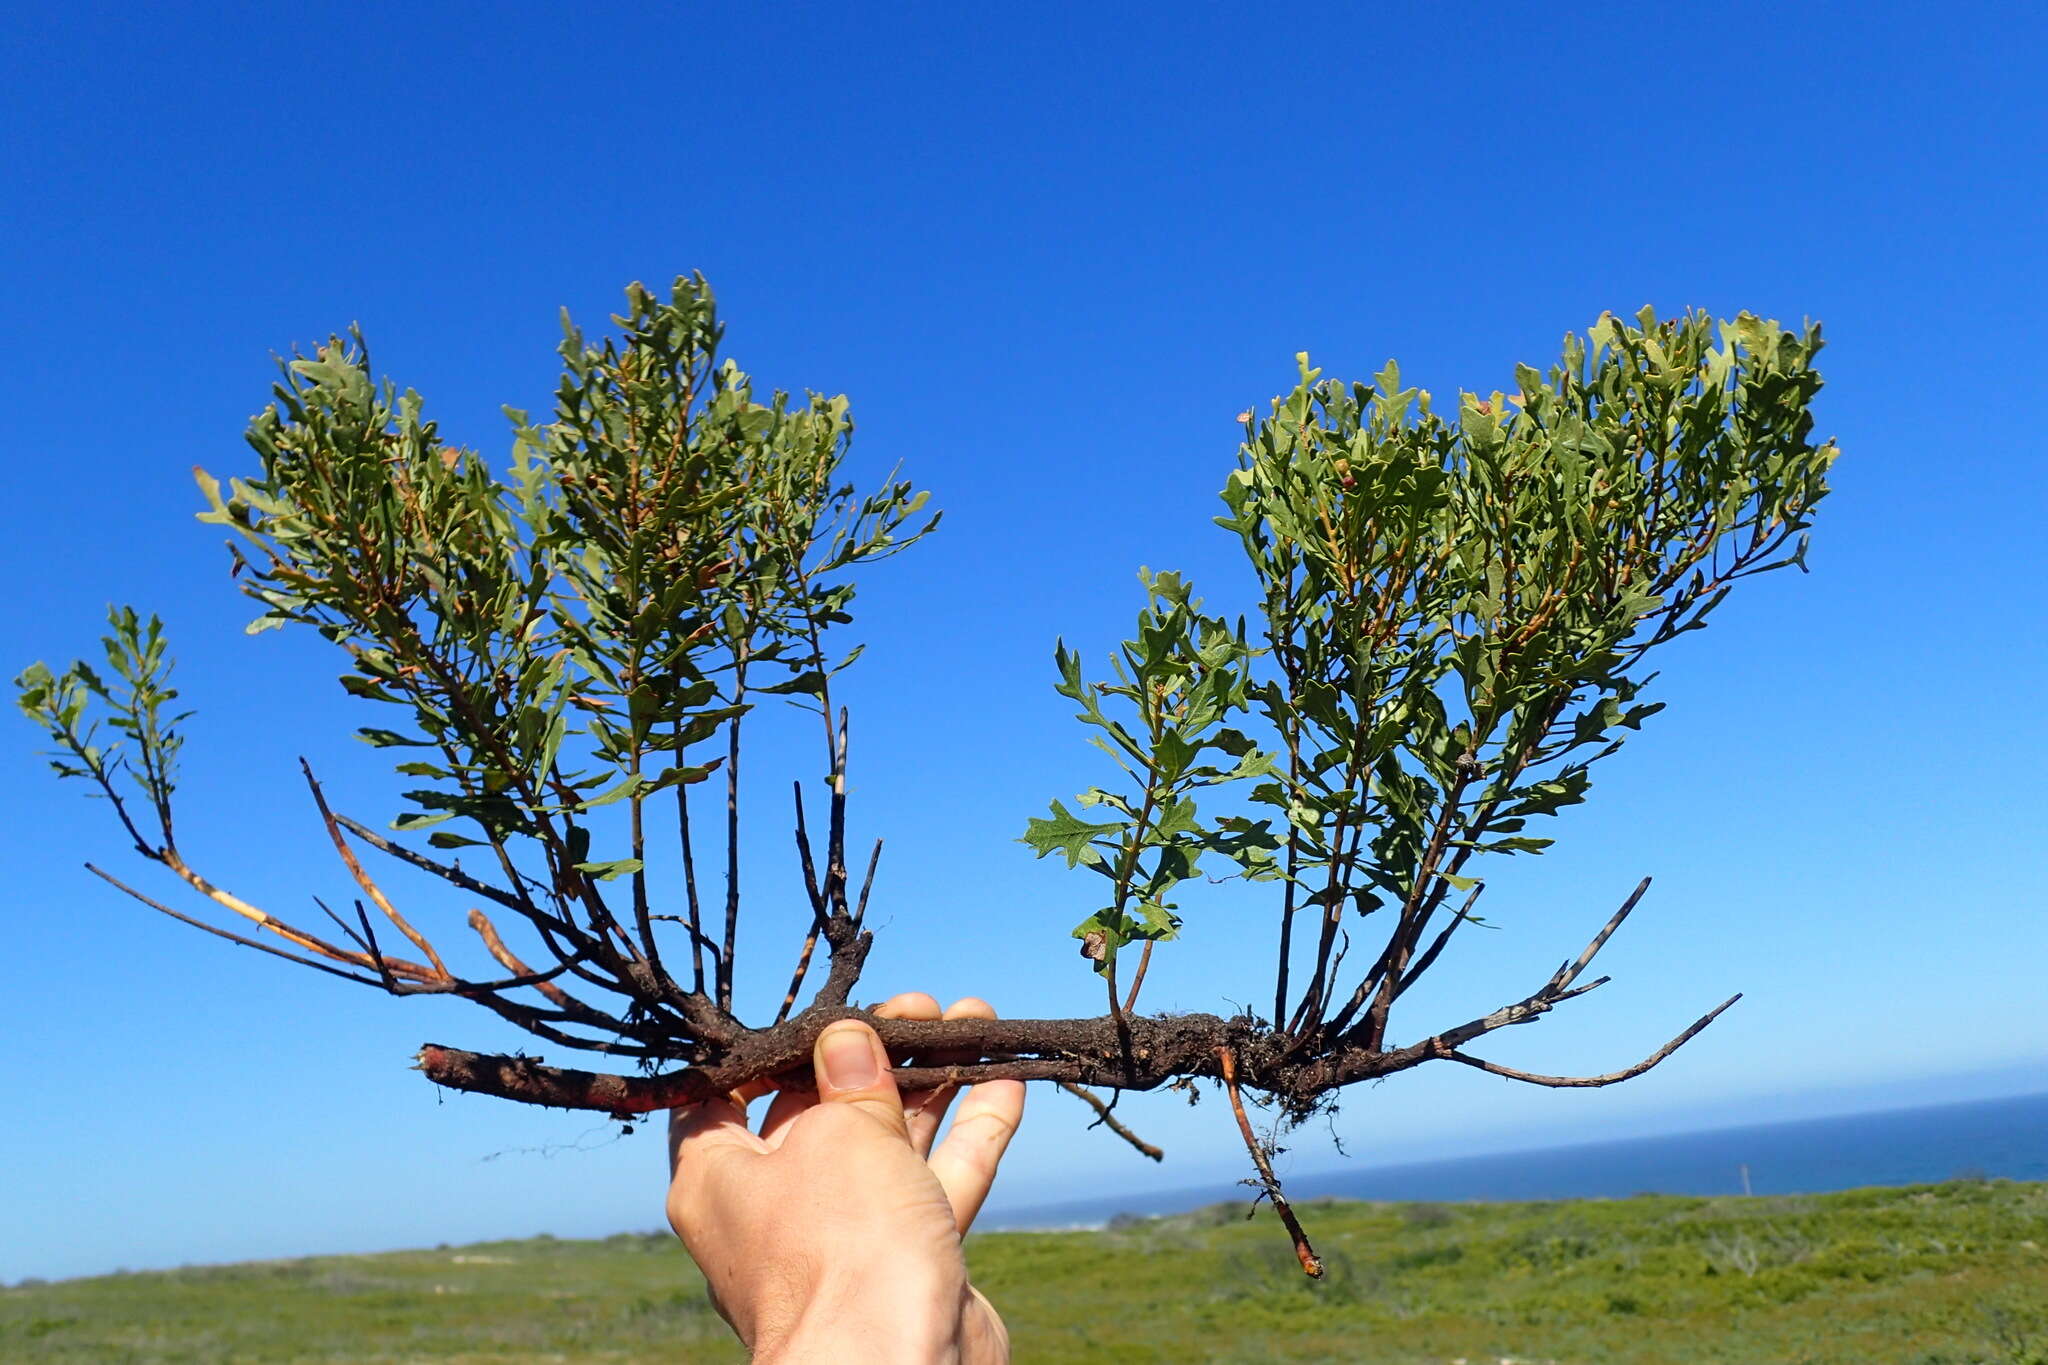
[409,877,1736,1122]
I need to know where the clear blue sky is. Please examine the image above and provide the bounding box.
[2,3,2042,1283]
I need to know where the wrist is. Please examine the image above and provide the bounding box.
[750,1268,966,1365]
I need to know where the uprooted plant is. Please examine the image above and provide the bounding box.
[17,279,1835,1274]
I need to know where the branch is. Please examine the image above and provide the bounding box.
[778,781,833,1025]
[302,760,450,979]
[719,662,747,1013]
[1218,1045,1322,1278]
[648,915,727,963]
[851,836,882,932]
[417,1012,1258,1112]
[1438,993,1742,1087]
[1057,1081,1164,1161]
[674,723,708,995]
[410,978,1724,1115]
[90,864,386,988]
[465,908,580,1009]
[332,813,543,917]
[1391,879,1485,1001]
[1398,876,1659,1052]
[312,894,374,956]
[334,810,674,1018]
[1121,941,1155,1016]
[145,847,438,983]
[1545,874,1652,996]
[465,908,687,1042]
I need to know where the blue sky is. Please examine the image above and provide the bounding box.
[2,3,2043,1282]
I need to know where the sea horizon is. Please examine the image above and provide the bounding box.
[986,1088,2048,1231]
[14,1087,2042,1285]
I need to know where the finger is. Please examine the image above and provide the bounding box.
[667,1093,764,1180]
[728,1076,778,1107]
[877,991,942,1021]
[928,1076,1026,1235]
[813,1018,911,1142]
[906,995,996,1155]
[755,1079,816,1149]
[869,992,947,1156]
[761,992,939,1148]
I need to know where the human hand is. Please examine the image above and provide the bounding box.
[667,993,1026,1363]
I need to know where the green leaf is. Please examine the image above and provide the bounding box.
[392,810,456,831]
[757,670,826,697]
[1020,800,1120,868]
[1070,908,1129,975]
[576,772,646,810]
[357,727,428,748]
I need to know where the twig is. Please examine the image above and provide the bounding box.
[1392,880,1485,1001]
[313,894,374,956]
[775,782,845,1024]
[301,760,450,978]
[1545,875,1652,995]
[469,908,575,1008]
[353,898,395,988]
[1440,994,1741,1087]
[1217,1045,1322,1278]
[720,660,748,1013]
[1121,941,1154,1016]
[850,837,883,932]
[791,782,827,917]
[1388,876,1664,1053]
[824,706,849,913]
[647,915,725,962]
[152,845,432,977]
[329,814,530,915]
[90,864,385,988]
[674,720,708,996]
[776,931,823,1024]
[1058,1081,1164,1161]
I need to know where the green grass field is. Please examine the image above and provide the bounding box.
[5,1179,2044,1363]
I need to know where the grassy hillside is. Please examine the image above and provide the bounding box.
[4,1179,2043,1363]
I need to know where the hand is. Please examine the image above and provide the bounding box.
[667,993,1026,1363]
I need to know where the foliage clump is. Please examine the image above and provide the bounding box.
[17,280,1836,1272]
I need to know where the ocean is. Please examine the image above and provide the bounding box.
[991,1089,2048,1229]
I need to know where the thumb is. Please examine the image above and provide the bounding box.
[813,1019,911,1141]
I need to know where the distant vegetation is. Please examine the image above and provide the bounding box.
[4,1181,2042,1363]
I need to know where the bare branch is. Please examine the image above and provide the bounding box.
[648,915,726,963]
[1438,993,1741,1087]
[466,908,670,1040]
[1392,880,1486,1001]
[674,719,707,995]
[719,662,748,1014]
[332,813,533,916]
[850,837,882,932]
[302,760,450,979]
[1057,1081,1164,1161]
[90,864,386,988]
[467,907,576,1009]
[776,927,823,1026]
[145,845,439,983]
[312,894,374,956]
[1121,941,1155,1016]
[1546,875,1652,995]
[332,811,638,1005]
[1218,1045,1322,1278]
[1404,877,1662,1052]
[776,781,835,1025]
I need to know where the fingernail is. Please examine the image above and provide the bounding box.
[819,1025,880,1090]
